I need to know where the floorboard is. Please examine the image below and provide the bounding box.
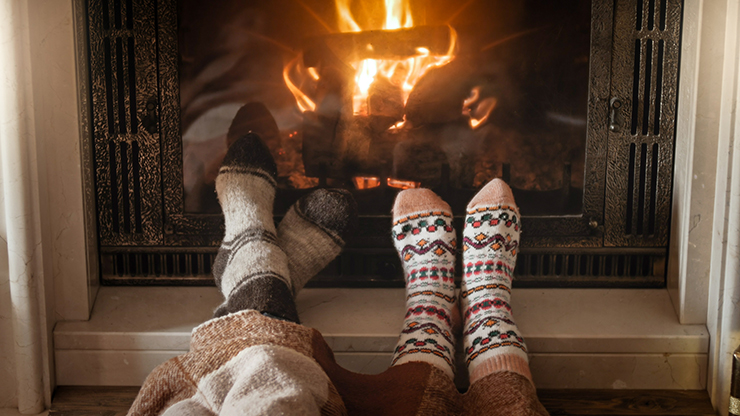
[49,386,716,415]
[537,389,715,415]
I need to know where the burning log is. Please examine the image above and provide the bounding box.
[314,66,353,118]
[303,25,453,67]
[392,138,449,185]
[336,115,374,173]
[404,59,473,126]
[302,66,351,179]
[302,111,341,179]
[368,76,404,121]
[304,69,405,179]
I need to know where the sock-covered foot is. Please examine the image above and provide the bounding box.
[390,188,457,380]
[212,133,296,322]
[277,189,357,295]
[462,178,531,384]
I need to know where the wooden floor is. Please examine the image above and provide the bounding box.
[49,386,716,415]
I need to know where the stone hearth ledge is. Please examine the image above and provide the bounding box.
[54,287,708,389]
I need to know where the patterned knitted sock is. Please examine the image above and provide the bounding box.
[390,188,458,380]
[212,133,296,322]
[277,188,357,295]
[461,178,531,384]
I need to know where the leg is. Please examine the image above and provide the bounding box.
[212,133,296,321]
[461,178,530,383]
[390,188,458,380]
[212,134,356,321]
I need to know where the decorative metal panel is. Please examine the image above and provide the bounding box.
[88,0,163,246]
[605,0,681,247]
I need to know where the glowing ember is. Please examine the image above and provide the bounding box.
[353,176,381,189]
[387,178,420,189]
[352,176,420,190]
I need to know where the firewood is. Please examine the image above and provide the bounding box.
[336,115,373,172]
[392,137,449,185]
[302,110,341,178]
[404,59,473,127]
[368,76,404,120]
[303,25,453,67]
[314,66,353,118]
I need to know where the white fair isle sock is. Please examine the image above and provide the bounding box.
[390,188,458,380]
[213,134,295,321]
[461,178,532,384]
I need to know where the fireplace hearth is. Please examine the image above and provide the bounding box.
[86,0,682,287]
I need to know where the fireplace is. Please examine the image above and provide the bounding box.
[87,0,682,287]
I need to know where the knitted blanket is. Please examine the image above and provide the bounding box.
[128,310,548,416]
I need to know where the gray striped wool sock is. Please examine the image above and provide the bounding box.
[278,189,357,295]
[212,134,358,321]
[212,133,295,321]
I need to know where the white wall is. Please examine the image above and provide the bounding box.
[705,0,740,413]
[26,0,96,323]
[668,0,726,325]
[0,0,93,411]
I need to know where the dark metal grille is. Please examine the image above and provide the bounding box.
[101,249,215,283]
[604,0,681,248]
[100,247,665,288]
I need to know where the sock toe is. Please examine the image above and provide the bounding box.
[296,188,358,243]
[392,188,452,220]
[221,132,277,179]
[226,102,280,148]
[467,178,516,211]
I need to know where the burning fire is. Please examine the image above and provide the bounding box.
[464,86,498,129]
[284,0,457,115]
[339,0,456,114]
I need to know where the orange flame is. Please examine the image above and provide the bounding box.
[287,0,457,115]
[344,0,457,114]
[283,56,316,112]
[463,86,497,129]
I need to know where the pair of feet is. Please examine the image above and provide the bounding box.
[390,181,529,385]
[212,133,357,322]
[214,133,528,385]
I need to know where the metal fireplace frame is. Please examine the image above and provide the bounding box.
[86,0,683,287]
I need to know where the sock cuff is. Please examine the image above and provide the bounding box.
[392,353,455,381]
[215,274,299,323]
[468,353,532,385]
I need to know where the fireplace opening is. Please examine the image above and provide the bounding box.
[86,0,682,287]
[179,0,589,217]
